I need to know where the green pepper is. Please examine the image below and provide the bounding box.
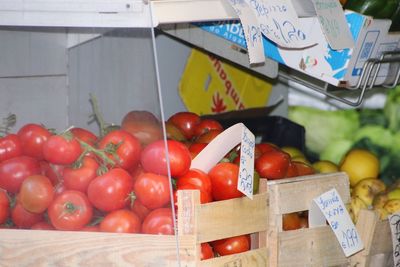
[344,0,399,19]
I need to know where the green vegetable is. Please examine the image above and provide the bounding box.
[353,125,396,149]
[288,106,360,155]
[384,85,400,132]
[345,0,399,19]
[320,139,353,165]
[358,108,387,127]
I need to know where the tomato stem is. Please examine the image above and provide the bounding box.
[76,139,116,172]
[88,93,120,138]
[0,113,16,136]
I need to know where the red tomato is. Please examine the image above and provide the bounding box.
[134,172,171,210]
[47,190,93,231]
[130,198,151,222]
[140,139,191,177]
[19,175,54,214]
[208,162,243,201]
[193,119,223,138]
[141,208,174,235]
[129,164,144,185]
[17,123,51,160]
[40,161,64,185]
[165,121,186,142]
[255,143,279,155]
[285,161,299,178]
[195,129,223,144]
[63,156,99,193]
[0,156,41,193]
[121,110,163,147]
[292,161,316,176]
[11,202,44,229]
[255,150,290,180]
[201,243,214,260]
[43,134,82,165]
[188,143,207,159]
[176,169,212,195]
[282,212,302,231]
[0,134,23,162]
[0,189,10,224]
[81,225,100,232]
[98,129,141,171]
[87,168,134,212]
[211,234,251,256]
[70,127,98,146]
[167,112,201,140]
[100,209,141,233]
[31,221,55,230]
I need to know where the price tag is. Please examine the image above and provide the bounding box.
[312,189,363,257]
[388,213,400,266]
[311,0,354,49]
[245,0,316,48]
[226,0,265,64]
[237,126,255,199]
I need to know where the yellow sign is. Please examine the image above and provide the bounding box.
[179,49,273,115]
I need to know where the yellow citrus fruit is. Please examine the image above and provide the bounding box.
[339,149,380,187]
[281,146,304,159]
[312,160,339,173]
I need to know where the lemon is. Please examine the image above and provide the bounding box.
[312,160,339,173]
[281,146,304,159]
[339,149,380,187]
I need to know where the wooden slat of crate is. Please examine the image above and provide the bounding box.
[198,247,268,267]
[0,229,196,267]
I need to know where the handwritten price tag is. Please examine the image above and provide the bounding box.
[312,189,363,257]
[389,213,400,266]
[226,0,265,64]
[311,0,354,49]
[237,126,255,199]
[245,0,316,48]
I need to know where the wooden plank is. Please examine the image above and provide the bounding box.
[268,172,350,215]
[0,229,196,267]
[369,219,392,255]
[198,248,268,267]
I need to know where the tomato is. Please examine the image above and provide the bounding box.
[98,129,141,171]
[19,175,54,214]
[47,190,93,231]
[285,161,299,178]
[0,189,10,224]
[81,225,100,232]
[282,212,302,231]
[165,121,186,142]
[130,198,151,222]
[0,156,41,193]
[43,134,82,165]
[194,129,222,144]
[0,134,23,162]
[140,139,191,177]
[255,143,279,155]
[193,119,223,138]
[211,234,251,256]
[31,221,55,230]
[141,208,174,235]
[87,168,134,212]
[63,156,99,193]
[176,169,212,195]
[201,243,214,260]
[70,127,98,146]
[129,164,144,185]
[11,202,44,229]
[255,150,290,180]
[134,172,171,210]
[100,209,141,233]
[208,162,243,201]
[167,112,201,140]
[188,143,207,159]
[17,123,51,160]
[40,161,64,185]
[121,110,163,147]
[292,161,316,176]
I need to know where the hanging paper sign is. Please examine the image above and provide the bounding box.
[311,0,354,49]
[237,126,255,199]
[226,0,265,64]
[312,188,364,257]
[388,213,400,266]
[245,0,316,48]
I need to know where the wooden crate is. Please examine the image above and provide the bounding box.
[266,172,352,267]
[0,188,268,267]
[351,209,393,267]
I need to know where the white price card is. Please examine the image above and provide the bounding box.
[246,0,316,48]
[237,126,255,199]
[311,188,363,257]
[226,0,265,64]
[311,0,354,50]
[388,213,400,266]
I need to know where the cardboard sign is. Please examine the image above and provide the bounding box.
[388,213,400,266]
[238,126,255,198]
[226,0,265,64]
[311,188,363,257]
[311,0,354,50]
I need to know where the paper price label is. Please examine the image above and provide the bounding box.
[388,213,400,266]
[226,0,265,64]
[237,126,255,199]
[311,0,354,49]
[246,0,316,48]
[312,189,363,257]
